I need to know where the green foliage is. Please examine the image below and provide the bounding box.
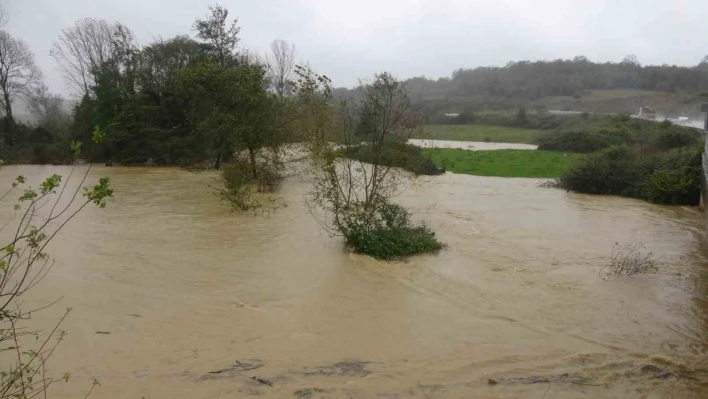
[415,124,542,144]
[424,148,583,178]
[193,4,240,67]
[84,177,114,208]
[299,70,444,260]
[653,123,700,150]
[0,118,74,164]
[179,59,277,169]
[69,141,82,157]
[217,162,263,211]
[341,203,445,260]
[537,116,701,153]
[559,145,701,205]
[538,130,622,153]
[339,141,442,176]
[515,107,528,126]
[69,34,216,165]
[91,125,105,144]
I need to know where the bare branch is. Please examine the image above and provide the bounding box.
[267,39,296,99]
[0,31,42,124]
[50,18,116,97]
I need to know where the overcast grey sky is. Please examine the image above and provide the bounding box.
[4,0,708,96]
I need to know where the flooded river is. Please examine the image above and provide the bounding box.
[2,165,708,398]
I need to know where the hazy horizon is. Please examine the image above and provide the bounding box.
[4,0,708,97]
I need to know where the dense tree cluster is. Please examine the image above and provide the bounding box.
[402,56,708,104]
[0,5,296,167]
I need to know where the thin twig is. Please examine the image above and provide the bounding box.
[418,381,432,399]
[569,381,602,387]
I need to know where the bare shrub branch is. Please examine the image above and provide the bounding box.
[601,242,657,278]
[0,153,113,398]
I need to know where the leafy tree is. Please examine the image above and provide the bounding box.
[298,68,442,259]
[179,60,277,170]
[193,4,240,67]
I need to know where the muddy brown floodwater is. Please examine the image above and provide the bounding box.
[2,165,708,398]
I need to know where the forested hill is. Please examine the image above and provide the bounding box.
[401,57,708,102]
[331,57,708,121]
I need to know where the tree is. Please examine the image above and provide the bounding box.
[267,39,296,99]
[298,69,442,259]
[27,84,68,131]
[50,18,115,97]
[179,60,276,170]
[622,54,640,66]
[193,4,240,67]
[0,31,41,127]
[139,36,210,92]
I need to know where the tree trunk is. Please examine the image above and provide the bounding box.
[214,152,222,169]
[3,92,13,123]
[3,92,15,145]
[248,147,258,179]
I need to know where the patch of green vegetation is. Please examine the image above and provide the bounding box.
[537,116,702,153]
[343,203,445,260]
[416,124,543,144]
[423,148,583,178]
[339,141,442,175]
[559,145,702,205]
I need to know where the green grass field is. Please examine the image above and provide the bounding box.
[416,125,542,144]
[423,149,583,178]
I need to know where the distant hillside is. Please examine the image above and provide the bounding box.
[532,89,707,117]
[335,57,708,122]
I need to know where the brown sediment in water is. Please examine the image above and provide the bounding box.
[2,165,708,398]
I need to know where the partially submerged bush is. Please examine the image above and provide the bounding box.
[340,202,444,260]
[559,144,701,205]
[339,141,442,176]
[601,242,656,277]
[216,151,283,211]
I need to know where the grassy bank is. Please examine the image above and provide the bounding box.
[415,124,542,144]
[423,148,583,178]
[338,141,443,176]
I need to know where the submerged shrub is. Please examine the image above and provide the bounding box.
[340,202,444,260]
[217,154,283,211]
[601,242,656,277]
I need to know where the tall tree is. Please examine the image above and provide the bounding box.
[179,60,275,169]
[27,84,68,132]
[50,18,115,97]
[0,31,41,125]
[193,4,240,67]
[267,39,296,99]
